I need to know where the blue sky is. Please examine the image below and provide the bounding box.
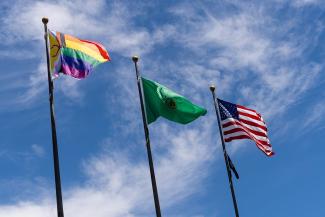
[0,0,324,216]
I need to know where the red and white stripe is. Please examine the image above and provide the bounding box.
[221,105,274,156]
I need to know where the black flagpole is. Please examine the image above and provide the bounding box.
[132,56,162,217]
[210,85,240,217]
[42,17,65,217]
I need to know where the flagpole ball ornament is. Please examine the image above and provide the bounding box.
[42,17,49,24]
[132,55,139,63]
[209,84,216,92]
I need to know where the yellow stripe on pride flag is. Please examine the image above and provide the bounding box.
[65,40,107,62]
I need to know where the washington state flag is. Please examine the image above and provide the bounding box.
[141,77,207,124]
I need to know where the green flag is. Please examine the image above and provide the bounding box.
[141,77,207,124]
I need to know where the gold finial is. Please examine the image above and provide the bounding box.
[42,17,49,24]
[132,55,139,63]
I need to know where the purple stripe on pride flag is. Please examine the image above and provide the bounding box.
[61,64,87,79]
[60,55,94,79]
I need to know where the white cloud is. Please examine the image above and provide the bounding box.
[0,123,216,217]
[0,50,37,59]
[56,76,83,101]
[0,202,54,217]
[1,1,105,43]
[302,101,325,130]
[0,0,177,105]
[291,0,323,7]
[1,0,171,55]
[165,3,323,121]
[17,61,47,106]
[31,144,45,158]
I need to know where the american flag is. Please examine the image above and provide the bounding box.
[218,99,274,156]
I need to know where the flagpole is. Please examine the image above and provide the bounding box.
[42,17,65,217]
[210,85,240,217]
[132,56,162,217]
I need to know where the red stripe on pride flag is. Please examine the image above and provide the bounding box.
[80,39,110,61]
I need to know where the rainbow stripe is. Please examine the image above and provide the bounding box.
[49,30,110,79]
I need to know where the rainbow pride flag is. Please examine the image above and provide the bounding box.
[48,30,110,79]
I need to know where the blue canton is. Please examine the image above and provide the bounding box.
[217,99,239,121]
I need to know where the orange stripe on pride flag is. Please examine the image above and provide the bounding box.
[64,34,110,62]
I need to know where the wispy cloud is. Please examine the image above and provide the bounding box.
[301,100,325,131]
[0,0,177,106]
[0,144,46,162]
[31,144,45,158]
[290,0,324,7]
[0,123,215,217]
[165,2,324,120]
[0,50,37,60]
